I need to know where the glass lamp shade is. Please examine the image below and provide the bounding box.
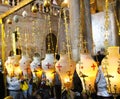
[5,56,14,77]
[5,55,22,77]
[55,54,76,89]
[12,55,22,76]
[102,46,120,93]
[41,53,55,83]
[30,56,42,78]
[76,53,97,92]
[19,55,32,78]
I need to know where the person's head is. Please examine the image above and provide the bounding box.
[93,51,105,66]
[34,53,40,57]
[56,54,60,60]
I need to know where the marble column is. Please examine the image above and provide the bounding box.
[69,0,80,62]
[83,0,93,54]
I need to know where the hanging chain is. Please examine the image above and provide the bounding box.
[104,0,112,93]
[113,4,120,36]
[63,8,72,83]
[63,9,71,58]
[47,14,52,53]
[104,0,110,55]
[55,9,61,54]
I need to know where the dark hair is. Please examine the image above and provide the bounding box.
[93,51,105,65]
[56,54,60,60]
[9,48,22,56]
[72,70,83,93]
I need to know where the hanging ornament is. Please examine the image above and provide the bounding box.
[43,0,51,7]
[5,55,22,77]
[76,53,97,92]
[41,53,55,83]
[55,54,76,89]
[102,46,120,93]
[6,18,12,24]
[55,5,75,89]
[61,0,69,8]
[13,15,19,23]
[12,55,22,77]
[19,54,32,78]
[22,10,28,18]
[5,56,14,77]
[30,53,42,78]
[31,4,38,13]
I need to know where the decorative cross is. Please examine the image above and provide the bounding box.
[46,63,51,69]
[91,64,96,70]
[57,64,62,71]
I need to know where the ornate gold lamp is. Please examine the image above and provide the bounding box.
[61,0,69,8]
[31,4,38,13]
[43,0,51,7]
[101,0,120,95]
[55,1,76,90]
[102,46,120,94]
[76,1,97,94]
[41,13,55,83]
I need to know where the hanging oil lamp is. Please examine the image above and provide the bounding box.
[31,4,38,13]
[30,53,42,79]
[41,14,55,83]
[19,54,32,78]
[76,1,97,93]
[6,18,12,24]
[55,7,76,89]
[41,53,55,83]
[55,53,76,89]
[43,0,51,7]
[61,0,69,8]
[102,46,120,93]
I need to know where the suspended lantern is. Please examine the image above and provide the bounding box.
[30,53,42,78]
[12,55,22,77]
[61,0,69,8]
[41,53,55,83]
[5,55,22,77]
[43,0,51,7]
[55,54,76,89]
[31,4,38,13]
[5,56,14,77]
[102,46,120,93]
[6,18,12,24]
[19,55,32,78]
[76,53,97,92]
